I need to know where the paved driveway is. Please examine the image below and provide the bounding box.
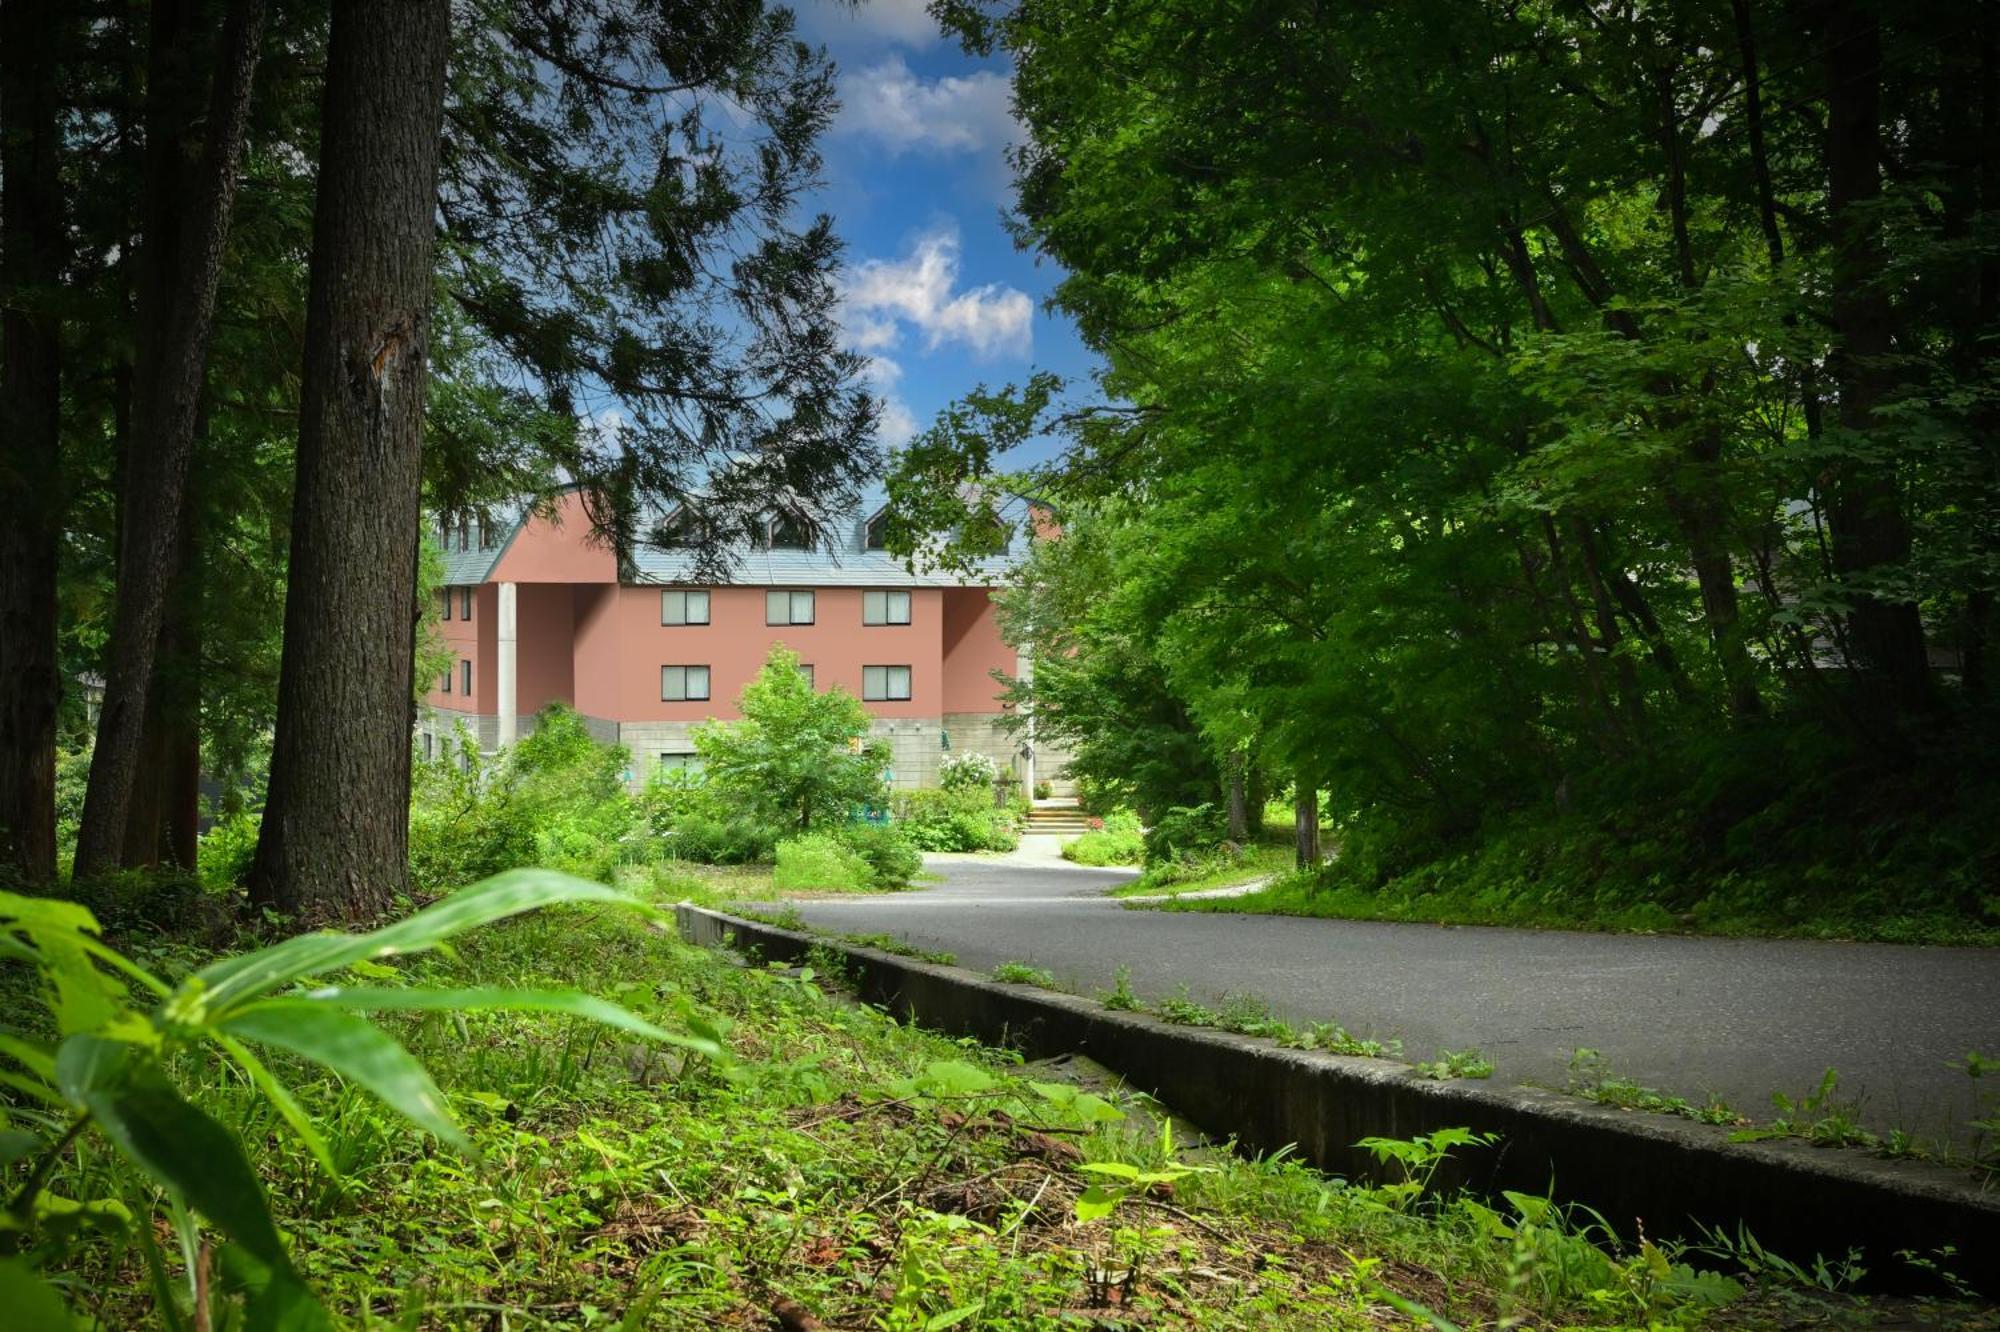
[779,838,2000,1146]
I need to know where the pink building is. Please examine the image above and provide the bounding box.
[419,490,1065,792]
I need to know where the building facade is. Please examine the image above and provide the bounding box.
[418,490,1065,793]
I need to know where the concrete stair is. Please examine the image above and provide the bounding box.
[1024,801,1093,836]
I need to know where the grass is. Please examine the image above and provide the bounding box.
[24,873,1950,1330]
[1111,843,1294,899]
[991,961,1060,987]
[1156,866,2000,946]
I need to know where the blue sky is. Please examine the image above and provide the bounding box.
[792,0,1100,466]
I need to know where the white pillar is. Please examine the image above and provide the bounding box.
[1015,643,1035,800]
[497,581,518,749]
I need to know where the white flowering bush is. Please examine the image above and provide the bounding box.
[938,750,1001,793]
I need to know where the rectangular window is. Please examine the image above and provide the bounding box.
[458,516,470,552]
[662,589,710,625]
[862,665,912,702]
[661,665,711,702]
[863,590,911,625]
[797,664,814,689]
[765,589,814,625]
[461,660,472,695]
[478,514,494,549]
[440,589,452,621]
[659,751,705,775]
[459,587,473,620]
[440,670,451,695]
[422,732,434,761]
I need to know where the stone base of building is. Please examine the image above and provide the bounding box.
[417,707,1069,795]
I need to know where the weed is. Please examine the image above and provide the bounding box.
[1279,1022,1404,1059]
[1565,1049,1745,1127]
[991,961,1059,988]
[1099,964,1141,1011]
[1687,1221,1867,1293]
[1414,1049,1496,1080]
[1153,987,1219,1027]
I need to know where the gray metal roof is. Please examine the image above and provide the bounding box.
[432,488,1025,589]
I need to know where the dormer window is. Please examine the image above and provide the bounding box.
[767,512,811,550]
[865,510,892,551]
[660,507,703,548]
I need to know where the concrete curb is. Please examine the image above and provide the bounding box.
[677,903,2000,1293]
[1118,873,1276,904]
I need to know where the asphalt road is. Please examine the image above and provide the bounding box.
[780,839,2000,1145]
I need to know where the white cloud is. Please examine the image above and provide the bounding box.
[842,223,1032,360]
[837,55,1016,157]
[858,355,920,446]
[799,0,941,51]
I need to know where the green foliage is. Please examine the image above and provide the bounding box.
[834,822,924,891]
[894,788,1020,853]
[772,834,875,894]
[409,706,637,892]
[0,872,712,1326]
[197,808,262,891]
[1413,1050,1497,1081]
[990,961,1057,987]
[1566,1049,1745,1128]
[635,768,784,866]
[1141,802,1226,866]
[1061,809,1144,866]
[694,647,890,832]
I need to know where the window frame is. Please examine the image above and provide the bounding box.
[863,589,911,626]
[862,664,912,702]
[660,664,712,702]
[440,588,452,622]
[440,670,451,695]
[797,663,814,689]
[661,588,711,626]
[460,660,472,696]
[459,586,473,620]
[765,589,815,625]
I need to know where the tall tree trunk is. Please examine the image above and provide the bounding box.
[74,0,267,876]
[1225,751,1248,842]
[0,0,67,883]
[1821,0,1934,717]
[248,0,451,920]
[1293,777,1320,872]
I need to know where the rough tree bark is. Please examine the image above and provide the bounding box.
[248,0,452,920]
[74,0,267,876]
[1225,751,1248,842]
[1293,777,1320,872]
[0,0,67,883]
[1821,0,1935,717]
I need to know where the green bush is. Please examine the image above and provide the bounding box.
[773,832,875,892]
[197,808,262,890]
[837,821,924,889]
[895,787,1019,852]
[1144,801,1226,865]
[1063,810,1145,866]
[410,706,637,892]
[694,646,889,829]
[939,750,1000,794]
[636,769,784,864]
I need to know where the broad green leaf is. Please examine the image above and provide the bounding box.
[1073,1184,1123,1223]
[217,1001,467,1151]
[0,1256,73,1331]
[213,1033,339,1178]
[0,1031,58,1080]
[0,1128,42,1167]
[194,870,655,1012]
[0,893,124,1036]
[1076,1161,1141,1180]
[299,986,722,1058]
[55,1034,295,1273]
[918,1059,997,1096]
[219,1245,335,1332]
[925,1303,985,1331]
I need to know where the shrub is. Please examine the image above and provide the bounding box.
[1063,813,1145,867]
[1144,801,1226,865]
[837,821,923,889]
[197,808,262,890]
[637,768,785,865]
[1034,779,1053,800]
[773,832,874,892]
[409,706,637,892]
[939,750,1000,794]
[895,787,1019,852]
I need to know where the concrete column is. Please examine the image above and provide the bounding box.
[1015,643,1035,799]
[497,581,518,749]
